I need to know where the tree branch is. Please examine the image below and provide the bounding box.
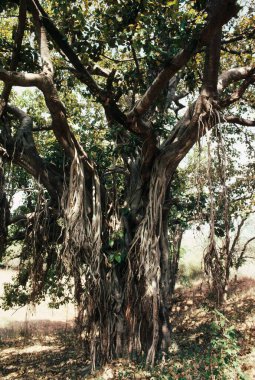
[224,115,255,126]
[3,105,63,200]
[0,0,27,117]
[220,72,255,107]
[129,0,240,118]
[129,39,144,87]
[0,68,42,87]
[31,0,53,76]
[32,126,53,132]
[221,46,251,56]
[201,28,222,98]
[27,1,90,162]
[217,66,255,92]
[222,28,255,45]
[157,65,254,181]
[101,54,142,63]
[29,0,103,98]
[27,0,138,140]
[230,216,247,255]
[236,236,255,268]
[7,104,36,149]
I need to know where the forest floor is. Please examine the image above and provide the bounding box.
[0,276,255,380]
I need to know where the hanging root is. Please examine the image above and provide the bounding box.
[5,181,62,307]
[126,163,168,366]
[61,148,102,370]
[202,108,230,304]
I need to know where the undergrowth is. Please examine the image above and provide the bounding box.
[93,309,247,379]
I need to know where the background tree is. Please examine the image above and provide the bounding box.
[203,125,255,304]
[183,126,255,303]
[0,0,255,369]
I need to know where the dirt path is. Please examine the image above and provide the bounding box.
[0,331,89,380]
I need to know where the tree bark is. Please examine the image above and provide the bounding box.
[0,154,10,257]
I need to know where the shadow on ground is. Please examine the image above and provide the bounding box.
[0,321,89,380]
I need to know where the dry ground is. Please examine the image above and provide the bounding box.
[0,277,255,379]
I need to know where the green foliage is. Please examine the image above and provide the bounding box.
[202,310,244,379]
[1,262,74,310]
[1,280,29,309]
[108,230,126,264]
[133,310,245,379]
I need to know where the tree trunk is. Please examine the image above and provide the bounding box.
[169,225,183,298]
[62,151,180,369]
[65,103,219,368]
[0,155,9,257]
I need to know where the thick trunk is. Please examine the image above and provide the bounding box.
[0,156,9,256]
[65,110,202,367]
[123,160,173,365]
[60,152,179,369]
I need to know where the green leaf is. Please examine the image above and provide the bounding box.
[167,0,178,6]
[114,253,122,263]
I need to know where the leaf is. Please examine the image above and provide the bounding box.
[114,253,122,263]
[166,0,178,7]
